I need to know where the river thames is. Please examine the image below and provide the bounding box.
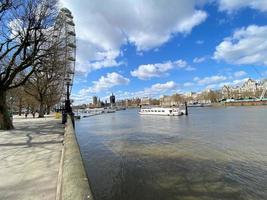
[75,107,267,200]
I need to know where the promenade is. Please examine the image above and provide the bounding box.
[0,115,64,200]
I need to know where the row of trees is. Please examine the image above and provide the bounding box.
[158,90,221,107]
[0,0,69,129]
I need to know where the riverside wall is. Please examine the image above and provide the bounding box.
[60,115,94,200]
[224,100,267,106]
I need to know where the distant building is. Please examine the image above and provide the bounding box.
[141,97,150,105]
[183,92,198,104]
[93,96,98,105]
[221,78,266,99]
[116,100,126,107]
[160,96,174,107]
[160,94,184,107]
[221,85,231,99]
[182,91,213,104]
[110,93,115,105]
[242,78,258,93]
[125,98,141,107]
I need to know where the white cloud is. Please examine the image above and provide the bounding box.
[76,72,129,98]
[190,71,251,90]
[185,66,196,71]
[150,81,177,91]
[134,81,179,97]
[232,77,249,85]
[91,72,129,92]
[72,72,130,104]
[75,45,123,74]
[71,94,90,105]
[103,81,179,99]
[193,56,207,63]
[123,81,179,98]
[205,77,250,90]
[214,25,267,66]
[194,75,227,85]
[60,0,207,73]
[234,70,247,78]
[218,0,267,12]
[73,76,87,84]
[131,60,188,80]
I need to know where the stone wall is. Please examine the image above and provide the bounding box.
[224,100,267,106]
[60,116,94,200]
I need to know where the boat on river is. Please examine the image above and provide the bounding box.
[139,107,186,116]
[188,102,211,107]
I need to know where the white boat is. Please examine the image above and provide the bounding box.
[139,107,185,116]
[76,108,104,118]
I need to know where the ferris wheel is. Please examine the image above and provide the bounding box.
[54,8,76,107]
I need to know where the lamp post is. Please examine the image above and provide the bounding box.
[62,74,75,125]
[65,76,72,113]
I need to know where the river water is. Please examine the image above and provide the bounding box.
[75,107,267,200]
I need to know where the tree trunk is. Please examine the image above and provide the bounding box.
[0,90,14,130]
[38,102,45,118]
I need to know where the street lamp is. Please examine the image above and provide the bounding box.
[65,75,72,113]
[62,73,74,124]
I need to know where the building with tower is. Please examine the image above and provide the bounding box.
[110,93,116,106]
[93,96,98,106]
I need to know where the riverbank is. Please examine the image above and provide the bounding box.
[224,99,267,106]
[0,115,64,200]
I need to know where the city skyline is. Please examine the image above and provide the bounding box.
[59,0,267,104]
[74,77,267,106]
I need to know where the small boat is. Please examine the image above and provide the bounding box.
[104,107,116,113]
[139,107,185,116]
[188,102,211,107]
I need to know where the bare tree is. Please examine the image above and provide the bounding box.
[150,98,160,105]
[172,93,184,105]
[24,53,64,118]
[0,0,13,20]
[12,7,75,119]
[7,86,26,115]
[0,0,58,129]
[45,84,62,115]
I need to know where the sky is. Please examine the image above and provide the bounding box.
[59,0,267,104]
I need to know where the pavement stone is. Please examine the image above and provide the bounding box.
[0,115,64,200]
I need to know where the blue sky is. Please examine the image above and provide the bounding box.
[59,0,267,104]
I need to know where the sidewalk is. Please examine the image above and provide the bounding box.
[0,115,64,200]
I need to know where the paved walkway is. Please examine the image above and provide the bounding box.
[0,115,64,200]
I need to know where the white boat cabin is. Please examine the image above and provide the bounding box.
[139,107,184,116]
